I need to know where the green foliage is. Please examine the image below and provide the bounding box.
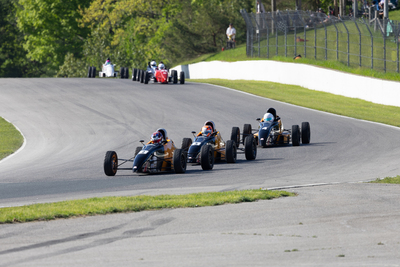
[0,189,295,223]
[0,0,46,77]
[16,0,92,73]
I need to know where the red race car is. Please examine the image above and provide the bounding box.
[142,62,185,84]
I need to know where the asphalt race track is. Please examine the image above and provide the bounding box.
[1,78,400,266]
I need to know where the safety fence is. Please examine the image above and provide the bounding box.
[240,9,400,73]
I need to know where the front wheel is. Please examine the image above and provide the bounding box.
[179,71,185,84]
[200,144,214,170]
[87,66,92,78]
[173,70,178,84]
[225,140,237,163]
[144,72,150,84]
[173,149,187,173]
[244,135,257,160]
[104,151,118,176]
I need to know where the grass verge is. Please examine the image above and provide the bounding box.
[0,117,24,160]
[189,78,400,128]
[0,190,294,224]
[370,175,400,184]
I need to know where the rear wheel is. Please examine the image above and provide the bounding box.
[230,127,240,148]
[124,67,129,79]
[243,124,252,143]
[140,70,144,83]
[104,151,118,176]
[120,67,124,78]
[180,71,185,84]
[200,145,214,170]
[132,68,137,81]
[225,140,237,163]
[292,125,300,146]
[173,149,187,173]
[244,135,257,160]
[88,66,92,78]
[91,67,96,78]
[173,70,178,84]
[137,70,141,82]
[301,122,311,144]
[144,72,149,84]
[181,138,192,151]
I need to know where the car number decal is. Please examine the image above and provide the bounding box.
[192,142,201,146]
[139,150,149,154]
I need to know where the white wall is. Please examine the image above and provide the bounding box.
[172,61,400,107]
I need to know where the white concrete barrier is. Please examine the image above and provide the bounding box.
[172,61,400,107]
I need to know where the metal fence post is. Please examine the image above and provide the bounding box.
[362,17,374,69]
[340,20,350,66]
[352,18,362,67]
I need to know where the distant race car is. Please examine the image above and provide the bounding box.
[246,108,311,147]
[180,121,256,171]
[131,61,185,84]
[87,64,129,78]
[103,128,187,176]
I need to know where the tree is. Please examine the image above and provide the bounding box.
[16,0,92,74]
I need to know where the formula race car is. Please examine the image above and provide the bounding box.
[246,108,310,147]
[131,61,185,84]
[103,128,187,176]
[180,121,256,171]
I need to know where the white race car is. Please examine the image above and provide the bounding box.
[99,64,117,78]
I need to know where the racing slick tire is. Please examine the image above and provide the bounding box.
[104,151,118,176]
[292,125,300,146]
[140,70,145,83]
[120,67,124,78]
[243,124,252,143]
[179,71,185,84]
[137,70,141,82]
[230,127,240,148]
[173,148,187,174]
[124,67,129,79]
[132,68,136,81]
[225,140,237,163]
[91,67,96,78]
[181,138,192,152]
[301,122,311,144]
[244,135,257,160]
[260,137,267,148]
[87,66,92,78]
[134,146,142,157]
[144,72,150,84]
[173,70,178,84]
[200,144,214,170]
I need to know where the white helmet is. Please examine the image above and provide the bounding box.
[158,63,165,70]
[150,61,157,67]
[263,113,274,122]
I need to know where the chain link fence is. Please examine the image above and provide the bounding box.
[241,9,400,73]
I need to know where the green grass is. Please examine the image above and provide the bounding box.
[0,189,295,224]
[0,117,24,160]
[189,78,400,128]
[370,175,400,184]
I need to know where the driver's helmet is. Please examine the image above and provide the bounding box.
[158,63,165,70]
[201,126,213,137]
[263,113,274,122]
[106,58,110,64]
[151,131,163,144]
[150,61,157,68]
